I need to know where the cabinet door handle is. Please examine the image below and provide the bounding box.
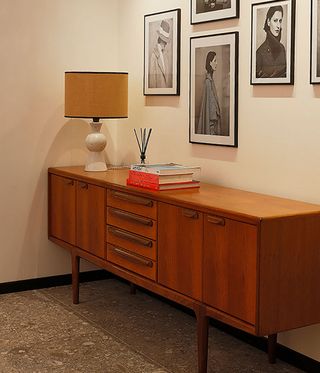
[65,179,74,186]
[207,215,225,226]
[110,246,153,267]
[79,182,88,189]
[109,208,153,227]
[111,191,153,207]
[108,227,153,248]
[183,209,199,219]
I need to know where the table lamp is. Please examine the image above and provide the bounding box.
[65,71,128,171]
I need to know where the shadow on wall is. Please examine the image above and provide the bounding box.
[18,106,99,279]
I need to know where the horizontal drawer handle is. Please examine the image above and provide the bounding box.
[65,179,74,186]
[110,246,153,267]
[207,215,225,226]
[109,208,153,227]
[111,191,153,207]
[183,209,199,219]
[108,227,153,248]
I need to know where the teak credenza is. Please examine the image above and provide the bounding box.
[48,166,320,373]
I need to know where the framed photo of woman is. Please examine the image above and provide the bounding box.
[189,32,238,147]
[144,9,181,95]
[191,0,239,24]
[310,0,320,84]
[250,0,296,85]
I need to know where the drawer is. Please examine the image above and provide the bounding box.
[106,206,157,240]
[107,189,157,220]
[106,225,156,260]
[106,244,156,281]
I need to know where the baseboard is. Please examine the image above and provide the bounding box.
[0,269,111,294]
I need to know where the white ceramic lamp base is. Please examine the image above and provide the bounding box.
[85,121,107,171]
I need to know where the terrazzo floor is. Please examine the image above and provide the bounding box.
[0,278,305,373]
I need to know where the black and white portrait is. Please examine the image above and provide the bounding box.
[191,0,239,24]
[144,9,180,95]
[310,0,320,83]
[251,0,295,85]
[190,32,238,147]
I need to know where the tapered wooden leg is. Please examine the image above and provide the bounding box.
[71,253,80,304]
[194,303,209,373]
[268,333,277,363]
[130,282,136,295]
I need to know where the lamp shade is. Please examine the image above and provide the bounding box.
[65,72,128,119]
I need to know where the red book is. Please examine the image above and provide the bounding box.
[126,178,200,191]
[128,169,194,185]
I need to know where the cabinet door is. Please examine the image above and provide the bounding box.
[49,174,76,245]
[203,214,257,325]
[76,181,105,258]
[158,202,203,300]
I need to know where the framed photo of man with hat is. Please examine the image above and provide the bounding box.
[144,9,181,95]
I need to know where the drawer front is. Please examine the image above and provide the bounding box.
[107,189,157,219]
[106,206,157,240]
[106,244,156,281]
[106,225,156,260]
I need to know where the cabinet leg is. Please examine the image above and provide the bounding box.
[267,333,277,364]
[71,253,80,305]
[130,282,136,295]
[194,303,209,373]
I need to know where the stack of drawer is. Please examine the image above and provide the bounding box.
[106,189,157,281]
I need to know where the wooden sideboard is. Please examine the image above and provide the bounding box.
[48,166,320,373]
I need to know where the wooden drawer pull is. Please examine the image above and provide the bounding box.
[183,209,199,219]
[207,215,225,226]
[111,191,153,207]
[65,179,74,186]
[110,246,153,267]
[79,182,88,189]
[108,227,153,248]
[109,208,153,226]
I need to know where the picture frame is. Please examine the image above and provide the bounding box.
[250,0,295,85]
[189,32,238,147]
[190,0,239,24]
[144,9,181,95]
[310,0,320,84]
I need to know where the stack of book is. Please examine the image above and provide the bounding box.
[127,163,201,191]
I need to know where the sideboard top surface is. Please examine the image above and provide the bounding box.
[48,166,320,221]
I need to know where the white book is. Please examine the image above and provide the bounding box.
[130,163,201,176]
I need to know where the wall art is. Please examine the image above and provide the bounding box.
[310,0,320,83]
[250,0,296,85]
[191,0,239,24]
[144,9,181,95]
[189,32,238,147]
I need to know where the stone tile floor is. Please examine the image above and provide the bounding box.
[0,278,304,372]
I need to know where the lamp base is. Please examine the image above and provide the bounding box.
[85,152,107,171]
[85,121,107,172]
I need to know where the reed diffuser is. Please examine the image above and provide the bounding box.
[134,128,152,164]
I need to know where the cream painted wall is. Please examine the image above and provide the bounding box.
[117,0,320,362]
[1,0,320,363]
[0,0,120,282]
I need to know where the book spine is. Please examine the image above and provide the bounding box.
[128,170,159,184]
[126,178,160,190]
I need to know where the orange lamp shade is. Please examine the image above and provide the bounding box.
[65,72,128,119]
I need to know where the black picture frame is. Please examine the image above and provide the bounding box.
[144,9,181,95]
[191,0,239,24]
[189,32,238,147]
[250,0,295,85]
[310,0,320,84]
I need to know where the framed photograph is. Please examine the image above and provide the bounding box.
[191,0,239,24]
[144,9,181,95]
[311,0,320,83]
[189,32,238,147]
[250,0,296,85]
